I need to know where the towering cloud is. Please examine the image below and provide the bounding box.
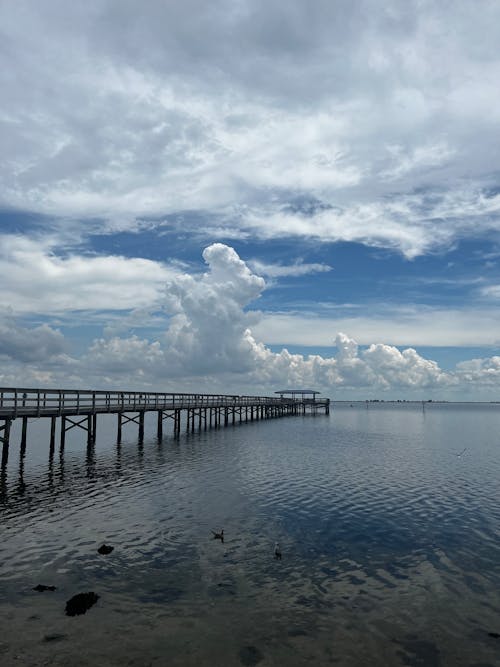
[85,244,452,392]
[3,243,500,396]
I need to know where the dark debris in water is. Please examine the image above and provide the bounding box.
[33,584,56,592]
[65,592,99,616]
[287,628,308,637]
[97,544,114,555]
[238,645,264,666]
[487,632,500,638]
[43,633,67,643]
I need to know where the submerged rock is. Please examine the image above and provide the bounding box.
[97,544,114,555]
[33,584,56,592]
[65,592,99,616]
[238,645,264,666]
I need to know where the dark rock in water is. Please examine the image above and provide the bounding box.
[238,645,264,666]
[488,632,500,638]
[33,584,56,592]
[97,544,114,555]
[65,592,99,616]
[43,634,67,643]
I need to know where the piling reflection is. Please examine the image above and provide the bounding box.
[0,430,172,508]
[86,441,96,478]
[0,459,7,504]
[16,446,26,497]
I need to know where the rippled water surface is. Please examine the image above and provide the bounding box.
[1,403,499,666]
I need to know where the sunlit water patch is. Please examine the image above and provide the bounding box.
[1,404,499,666]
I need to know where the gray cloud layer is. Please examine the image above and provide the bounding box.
[1,1,500,256]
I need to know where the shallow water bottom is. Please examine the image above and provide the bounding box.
[1,551,499,667]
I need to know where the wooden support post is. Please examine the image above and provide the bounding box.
[117,413,122,444]
[49,416,56,454]
[224,407,228,427]
[138,411,145,442]
[232,408,236,425]
[92,413,97,443]
[157,410,163,439]
[204,408,207,430]
[1,419,11,467]
[60,417,66,450]
[198,409,202,430]
[20,416,28,452]
[87,415,92,444]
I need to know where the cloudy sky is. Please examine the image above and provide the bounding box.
[1,0,500,399]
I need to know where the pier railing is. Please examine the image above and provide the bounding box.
[0,387,302,418]
[0,388,330,458]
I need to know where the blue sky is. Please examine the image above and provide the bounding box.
[1,0,500,399]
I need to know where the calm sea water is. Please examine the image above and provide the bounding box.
[0,403,499,666]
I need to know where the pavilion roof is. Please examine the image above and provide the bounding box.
[274,389,321,395]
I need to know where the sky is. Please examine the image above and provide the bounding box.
[1,0,500,399]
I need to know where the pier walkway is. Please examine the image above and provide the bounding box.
[0,387,330,461]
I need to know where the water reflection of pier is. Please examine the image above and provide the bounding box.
[0,388,329,463]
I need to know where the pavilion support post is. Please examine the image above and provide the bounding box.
[92,414,97,443]
[117,414,122,444]
[224,407,228,427]
[204,408,207,430]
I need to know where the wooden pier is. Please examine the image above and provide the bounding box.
[0,387,330,462]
